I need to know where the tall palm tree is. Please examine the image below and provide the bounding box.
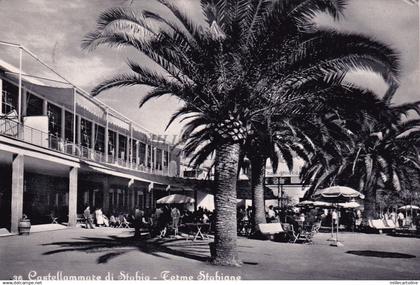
[301,97,420,220]
[83,0,399,265]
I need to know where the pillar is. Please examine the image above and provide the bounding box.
[42,99,48,116]
[162,148,165,171]
[0,78,3,115]
[116,133,120,161]
[103,177,110,214]
[61,107,65,141]
[135,141,139,167]
[125,135,129,164]
[145,144,149,170]
[153,147,157,171]
[68,167,78,227]
[10,154,24,234]
[129,123,133,168]
[77,116,81,145]
[105,110,109,162]
[21,90,27,117]
[91,122,95,149]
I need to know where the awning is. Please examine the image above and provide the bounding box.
[82,160,155,185]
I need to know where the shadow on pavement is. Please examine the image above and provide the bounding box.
[42,235,211,264]
[346,250,416,259]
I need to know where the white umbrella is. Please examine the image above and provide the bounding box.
[312,186,364,247]
[296,200,334,207]
[312,186,365,201]
[339,201,361,208]
[296,200,315,207]
[156,194,195,204]
[398,205,419,210]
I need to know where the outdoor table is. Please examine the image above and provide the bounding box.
[184,223,210,241]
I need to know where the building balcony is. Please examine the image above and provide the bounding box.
[0,117,173,177]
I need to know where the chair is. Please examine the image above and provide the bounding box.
[296,222,321,244]
[119,216,131,228]
[368,219,394,234]
[257,223,284,240]
[49,213,58,224]
[281,223,300,243]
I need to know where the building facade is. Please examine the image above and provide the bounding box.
[0,44,199,233]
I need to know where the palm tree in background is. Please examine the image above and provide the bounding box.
[83,0,399,265]
[301,96,420,220]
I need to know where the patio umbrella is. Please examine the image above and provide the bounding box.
[296,200,315,207]
[398,205,419,210]
[312,186,365,202]
[312,186,364,247]
[156,194,195,204]
[398,205,419,225]
[339,201,361,208]
[296,200,334,208]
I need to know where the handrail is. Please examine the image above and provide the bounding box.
[0,117,178,176]
[0,41,154,138]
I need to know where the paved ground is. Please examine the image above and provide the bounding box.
[0,227,419,280]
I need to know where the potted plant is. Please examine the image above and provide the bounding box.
[18,214,31,235]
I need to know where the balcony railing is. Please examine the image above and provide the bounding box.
[0,117,173,176]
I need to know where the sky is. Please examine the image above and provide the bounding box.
[0,0,418,136]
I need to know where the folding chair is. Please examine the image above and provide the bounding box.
[297,222,321,244]
[282,223,300,243]
[119,217,131,228]
[49,214,58,224]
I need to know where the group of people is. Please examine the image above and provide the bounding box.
[83,205,142,229]
[82,204,214,238]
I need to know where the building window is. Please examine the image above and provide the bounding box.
[26,93,43,116]
[163,150,169,168]
[1,81,18,114]
[138,142,146,165]
[118,134,127,160]
[64,111,75,142]
[47,103,62,138]
[156,148,163,170]
[80,118,92,147]
[108,130,116,156]
[147,145,152,168]
[94,124,105,152]
[132,139,137,163]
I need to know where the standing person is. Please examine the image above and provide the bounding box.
[84,206,94,229]
[267,205,276,222]
[171,206,181,236]
[95,208,104,227]
[398,211,405,227]
[134,208,144,238]
[332,209,338,227]
[389,210,397,224]
[109,214,117,227]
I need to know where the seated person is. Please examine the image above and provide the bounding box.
[109,215,117,227]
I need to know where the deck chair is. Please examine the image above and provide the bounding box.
[384,219,397,229]
[297,222,321,244]
[369,219,393,233]
[281,223,300,243]
[119,216,131,228]
[49,213,58,224]
[257,223,284,240]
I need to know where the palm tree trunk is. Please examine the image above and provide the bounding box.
[212,142,241,266]
[250,156,267,232]
[363,176,378,221]
[363,187,377,220]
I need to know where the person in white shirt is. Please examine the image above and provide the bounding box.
[398,212,405,227]
[267,206,276,222]
[332,210,338,225]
